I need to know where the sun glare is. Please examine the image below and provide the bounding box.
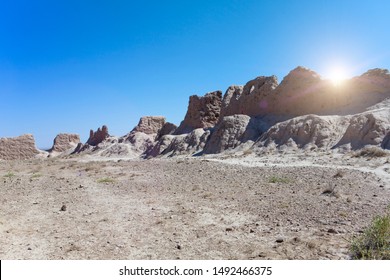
[326,66,349,86]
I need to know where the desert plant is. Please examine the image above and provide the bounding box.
[3,172,15,178]
[30,173,42,178]
[268,176,290,184]
[353,146,389,158]
[97,177,115,183]
[350,209,390,259]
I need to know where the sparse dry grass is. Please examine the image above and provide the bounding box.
[30,173,42,178]
[268,176,290,184]
[97,177,115,183]
[353,146,389,158]
[3,172,15,178]
[350,208,390,259]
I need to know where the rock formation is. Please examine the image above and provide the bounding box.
[256,115,349,151]
[203,115,264,154]
[3,66,390,161]
[0,134,41,160]
[383,131,390,149]
[221,76,278,118]
[254,101,390,152]
[335,110,390,150]
[87,125,109,146]
[50,133,80,153]
[175,90,222,134]
[220,67,390,119]
[132,116,166,135]
[160,128,210,156]
[157,122,177,139]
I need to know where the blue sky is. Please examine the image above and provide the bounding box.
[1,0,390,148]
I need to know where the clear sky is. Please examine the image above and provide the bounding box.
[1,0,390,148]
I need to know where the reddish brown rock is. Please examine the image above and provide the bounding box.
[0,134,40,160]
[175,90,222,134]
[131,116,166,135]
[87,125,109,146]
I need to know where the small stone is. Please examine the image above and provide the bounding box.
[250,229,255,233]
[275,238,284,243]
[176,245,181,250]
[328,228,338,234]
[60,205,67,211]
[27,247,32,250]
[225,227,233,232]
[379,185,385,188]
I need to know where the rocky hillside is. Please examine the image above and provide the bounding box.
[1,66,389,160]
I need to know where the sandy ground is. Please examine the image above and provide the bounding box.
[1,152,389,260]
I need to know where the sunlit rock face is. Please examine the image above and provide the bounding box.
[0,134,41,160]
[131,116,166,135]
[220,66,390,118]
[49,133,80,155]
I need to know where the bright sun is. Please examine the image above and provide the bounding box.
[326,66,349,86]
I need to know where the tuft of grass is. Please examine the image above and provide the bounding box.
[30,173,42,178]
[353,147,389,158]
[350,209,390,259]
[3,172,15,178]
[97,177,115,184]
[269,176,290,184]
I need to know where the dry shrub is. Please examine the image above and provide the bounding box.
[350,208,390,259]
[353,146,389,158]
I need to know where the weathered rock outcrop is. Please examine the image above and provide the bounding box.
[383,131,390,149]
[87,125,109,146]
[335,110,390,150]
[221,76,278,118]
[132,116,166,135]
[50,133,80,153]
[220,67,390,119]
[254,102,390,152]
[203,115,264,154]
[149,128,210,157]
[157,122,177,139]
[0,134,41,160]
[256,115,349,151]
[175,90,222,134]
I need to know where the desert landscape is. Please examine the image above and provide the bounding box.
[1,67,390,259]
